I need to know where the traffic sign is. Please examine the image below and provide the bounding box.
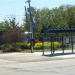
[27,7,34,12]
[32,23,35,27]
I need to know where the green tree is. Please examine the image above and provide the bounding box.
[65,5,75,28]
[0,22,6,31]
[0,17,19,31]
[22,13,30,31]
[22,5,75,39]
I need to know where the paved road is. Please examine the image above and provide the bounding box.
[0,51,75,75]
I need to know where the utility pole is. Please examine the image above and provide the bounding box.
[25,6,29,32]
[26,0,34,53]
[27,0,33,37]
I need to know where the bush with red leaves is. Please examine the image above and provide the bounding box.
[38,41,42,43]
[35,39,39,43]
[35,39,42,43]
[2,27,25,43]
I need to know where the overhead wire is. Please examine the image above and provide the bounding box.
[0,7,24,15]
[0,14,25,17]
[0,1,22,7]
[0,1,25,16]
[0,0,26,22]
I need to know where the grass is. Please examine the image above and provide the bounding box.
[0,49,43,54]
[21,49,43,53]
[0,47,72,54]
[0,50,2,54]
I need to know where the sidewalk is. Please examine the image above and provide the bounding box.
[0,50,75,63]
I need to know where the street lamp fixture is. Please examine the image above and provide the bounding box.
[25,31,28,34]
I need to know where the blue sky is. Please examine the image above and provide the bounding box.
[0,0,75,25]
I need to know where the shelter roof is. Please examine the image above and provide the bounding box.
[41,28,75,33]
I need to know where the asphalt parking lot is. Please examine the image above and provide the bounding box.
[0,50,75,63]
[0,50,75,75]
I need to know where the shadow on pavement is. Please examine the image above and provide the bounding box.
[42,52,75,57]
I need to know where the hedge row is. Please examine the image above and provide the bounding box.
[0,42,61,52]
[44,42,61,49]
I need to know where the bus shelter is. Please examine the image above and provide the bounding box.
[41,28,75,55]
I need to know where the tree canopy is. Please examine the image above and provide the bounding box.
[0,4,75,39]
[0,17,19,31]
[22,4,75,39]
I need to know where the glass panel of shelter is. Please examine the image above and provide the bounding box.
[43,33,51,55]
[43,32,75,55]
[73,32,75,52]
[63,33,71,52]
[53,33,62,52]
[54,33,73,53]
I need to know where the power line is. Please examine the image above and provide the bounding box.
[0,1,21,7]
[0,8,24,15]
[0,15,25,16]
[0,1,26,17]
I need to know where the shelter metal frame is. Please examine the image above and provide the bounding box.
[41,28,75,55]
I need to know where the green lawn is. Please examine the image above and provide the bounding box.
[21,49,43,53]
[0,49,43,54]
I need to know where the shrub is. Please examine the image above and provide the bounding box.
[1,43,22,52]
[0,42,61,52]
[2,27,25,43]
[38,41,42,43]
[34,43,42,49]
[44,42,61,49]
[16,42,28,49]
[10,43,22,52]
[35,39,39,43]
[27,43,31,49]
[54,42,61,49]
[0,44,10,51]
[35,39,42,43]
[44,42,51,48]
